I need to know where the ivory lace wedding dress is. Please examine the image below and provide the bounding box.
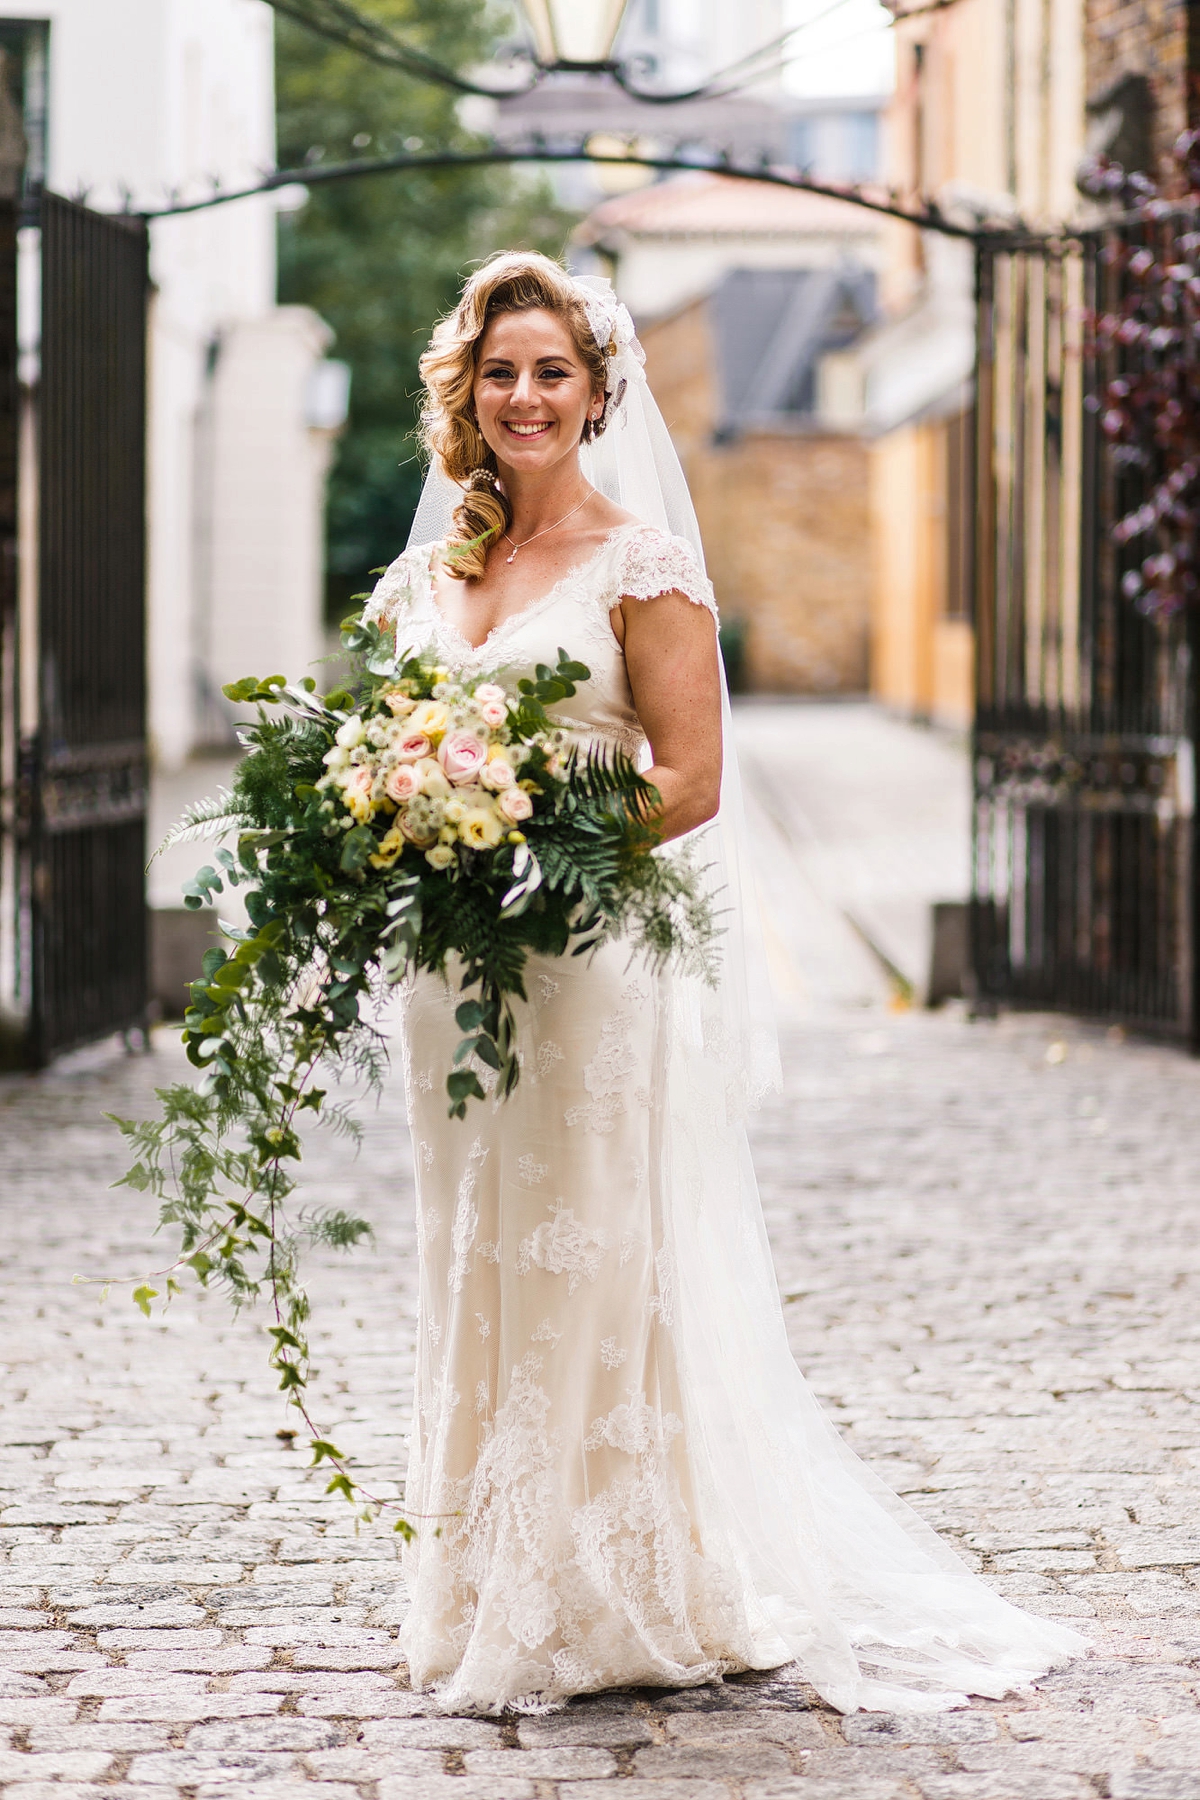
[364,520,1086,1717]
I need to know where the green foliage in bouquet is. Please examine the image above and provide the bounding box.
[107,614,718,1523]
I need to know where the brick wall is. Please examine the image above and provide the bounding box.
[1085,0,1193,170]
[639,299,871,695]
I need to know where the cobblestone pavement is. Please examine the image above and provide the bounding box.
[4,997,1200,1800]
[5,706,1200,1800]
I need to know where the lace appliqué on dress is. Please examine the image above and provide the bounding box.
[362,545,429,632]
[449,1139,487,1294]
[401,1353,755,1713]
[518,1202,610,1293]
[564,1010,639,1135]
[612,527,718,619]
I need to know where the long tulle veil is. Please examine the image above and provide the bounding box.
[404,276,1086,1712]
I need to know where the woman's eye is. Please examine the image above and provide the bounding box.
[539,367,567,380]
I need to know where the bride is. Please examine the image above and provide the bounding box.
[364,250,1086,1715]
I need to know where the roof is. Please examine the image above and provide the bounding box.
[576,172,877,245]
[709,265,876,435]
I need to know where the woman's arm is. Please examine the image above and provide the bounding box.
[615,591,723,843]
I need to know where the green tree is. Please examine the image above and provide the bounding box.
[275,3,576,618]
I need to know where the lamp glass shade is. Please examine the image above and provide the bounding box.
[520,0,630,64]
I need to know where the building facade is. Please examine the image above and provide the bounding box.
[0,0,345,779]
[842,0,1088,727]
[580,172,881,692]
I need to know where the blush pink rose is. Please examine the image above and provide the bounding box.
[473,682,506,704]
[398,811,436,846]
[384,763,422,803]
[477,700,508,728]
[480,757,515,792]
[344,765,374,798]
[438,729,489,787]
[498,786,533,823]
[394,731,432,763]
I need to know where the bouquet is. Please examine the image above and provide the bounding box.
[106,612,718,1519]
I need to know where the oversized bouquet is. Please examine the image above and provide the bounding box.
[108,612,717,1519]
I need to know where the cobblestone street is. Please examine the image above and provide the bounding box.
[4,709,1200,1799]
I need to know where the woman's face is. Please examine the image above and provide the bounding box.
[472,306,603,478]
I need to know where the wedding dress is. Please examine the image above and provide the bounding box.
[363,520,1087,1716]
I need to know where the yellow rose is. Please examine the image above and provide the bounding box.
[409,699,449,739]
[345,790,374,824]
[457,805,504,850]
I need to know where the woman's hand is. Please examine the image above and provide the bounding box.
[615,592,723,843]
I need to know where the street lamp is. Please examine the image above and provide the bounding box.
[519,0,631,70]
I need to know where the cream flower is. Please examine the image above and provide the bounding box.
[425,843,456,870]
[458,805,505,850]
[409,699,450,739]
[382,689,417,716]
[414,757,451,797]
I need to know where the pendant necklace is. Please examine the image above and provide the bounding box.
[501,491,592,565]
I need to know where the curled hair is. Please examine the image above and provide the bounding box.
[418,252,610,581]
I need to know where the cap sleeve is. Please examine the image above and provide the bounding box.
[612,526,718,620]
[362,543,435,629]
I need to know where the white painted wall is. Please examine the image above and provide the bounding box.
[0,0,340,773]
[204,308,337,699]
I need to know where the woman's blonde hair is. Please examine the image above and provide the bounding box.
[418,252,610,581]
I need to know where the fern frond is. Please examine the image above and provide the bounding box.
[154,789,249,858]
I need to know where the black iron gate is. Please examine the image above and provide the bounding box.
[14,195,149,1062]
[971,229,1197,1038]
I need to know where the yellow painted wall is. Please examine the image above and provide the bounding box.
[869,420,974,726]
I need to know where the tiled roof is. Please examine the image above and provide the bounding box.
[577,171,877,242]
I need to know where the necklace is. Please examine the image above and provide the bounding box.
[501,491,592,564]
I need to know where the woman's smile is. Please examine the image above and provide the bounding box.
[502,419,553,438]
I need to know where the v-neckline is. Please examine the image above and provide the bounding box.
[424,526,632,656]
